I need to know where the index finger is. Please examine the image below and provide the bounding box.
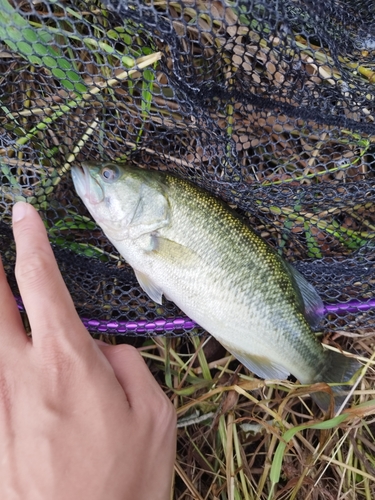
[12,202,91,346]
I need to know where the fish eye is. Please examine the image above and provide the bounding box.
[100,165,119,182]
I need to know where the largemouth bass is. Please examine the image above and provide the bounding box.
[72,161,360,411]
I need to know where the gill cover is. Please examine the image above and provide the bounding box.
[75,162,171,241]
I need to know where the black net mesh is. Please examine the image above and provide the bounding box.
[1,0,375,336]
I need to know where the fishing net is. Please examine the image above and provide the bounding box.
[0,0,374,338]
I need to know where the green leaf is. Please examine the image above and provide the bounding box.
[4,40,16,51]
[107,29,119,40]
[142,46,153,56]
[122,55,134,67]
[57,58,72,70]
[42,55,57,68]
[100,42,115,54]
[29,55,42,65]
[16,41,33,55]
[74,82,87,94]
[122,33,132,45]
[0,0,88,96]
[33,42,49,56]
[61,79,74,91]
[23,27,38,43]
[6,25,24,41]
[52,68,66,79]
[66,70,80,82]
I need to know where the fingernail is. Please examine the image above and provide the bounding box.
[12,202,27,223]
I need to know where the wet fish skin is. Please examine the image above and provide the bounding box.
[72,161,360,411]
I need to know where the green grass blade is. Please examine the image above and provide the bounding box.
[268,412,350,498]
[191,335,212,381]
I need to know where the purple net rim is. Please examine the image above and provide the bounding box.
[82,316,197,334]
[14,296,375,335]
[14,296,196,334]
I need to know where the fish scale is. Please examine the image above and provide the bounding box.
[162,174,321,373]
[72,161,361,411]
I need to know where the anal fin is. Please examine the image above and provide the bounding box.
[227,347,290,380]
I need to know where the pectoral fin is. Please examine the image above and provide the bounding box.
[128,185,170,239]
[152,235,200,268]
[227,348,290,380]
[134,269,163,304]
[134,236,199,304]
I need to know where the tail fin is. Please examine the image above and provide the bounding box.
[310,351,361,412]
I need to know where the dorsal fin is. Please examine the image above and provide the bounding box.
[284,261,324,329]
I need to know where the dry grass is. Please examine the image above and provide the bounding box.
[137,334,375,500]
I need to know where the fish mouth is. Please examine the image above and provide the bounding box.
[71,164,104,205]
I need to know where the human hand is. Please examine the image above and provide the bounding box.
[0,202,176,500]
